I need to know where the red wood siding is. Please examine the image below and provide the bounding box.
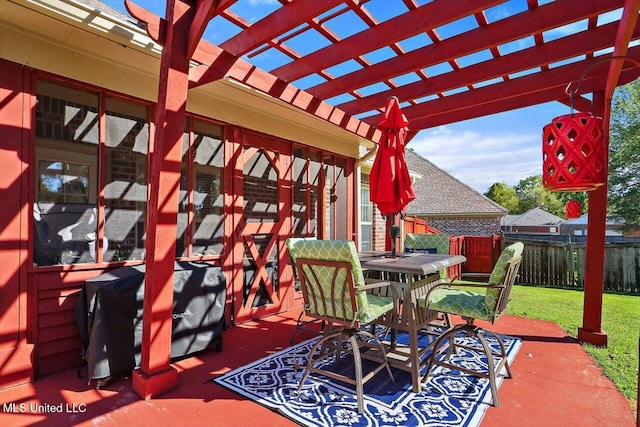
[0,59,35,388]
[33,268,107,376]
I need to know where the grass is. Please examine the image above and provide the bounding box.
[506,285,640,406]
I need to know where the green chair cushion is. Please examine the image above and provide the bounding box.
[404,233,451,280]
[485,242,524,307]
[293,240,393,324]
[360,294,395,324]
[420,287,491,320]
[286,237,316,291]
[418,241,524,321]
[404,233,450,255]
[286,237,317,263]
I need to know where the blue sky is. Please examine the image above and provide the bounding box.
[100,0,597,194]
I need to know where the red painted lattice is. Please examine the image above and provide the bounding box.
[542,113,606,192]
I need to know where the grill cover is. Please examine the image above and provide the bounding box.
[76,262,226,380]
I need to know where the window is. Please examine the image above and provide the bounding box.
[34,79,228,266]
[360,180,373,251]
[291,147,350,240]
[103,97,149,262]
[321,154,349,240]
[34,80,99,266]
[37,159,91,203]
[177,119,224,257]
[292,147,320,237]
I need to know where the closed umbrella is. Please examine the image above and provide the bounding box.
[370,96,415,257]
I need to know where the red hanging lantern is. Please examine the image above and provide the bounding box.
[565,200,581,219]
[542,112,605,192]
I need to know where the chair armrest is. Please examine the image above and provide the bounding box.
[357,279,393,291]
[358,280,401,313]
[447,281,504,290]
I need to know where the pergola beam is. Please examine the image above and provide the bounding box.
[271,0,502,82]
[188,43,378,141]
[371,49,640,126]
[219,0,345,57]
[339,19,639,115]
[125,0,166,44]
[408,67,639,130]
[305,0,621,100]
[125,2,379,144]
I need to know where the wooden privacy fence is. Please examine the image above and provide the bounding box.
[505,238,640,294]
[403,216,440,234]
[400,220,640,294]
[461,235,502,276]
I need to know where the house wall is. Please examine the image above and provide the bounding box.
[425,216,502,237]
[372,209,388,251]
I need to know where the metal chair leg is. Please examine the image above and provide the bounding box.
[422,323,511,407]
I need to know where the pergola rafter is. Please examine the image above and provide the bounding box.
[305,0,624,101]
[124,0,640,139]
[338,19,640,115]
[366,47,640,127]
[270,0,502,82]
[219,0,345,57]
[410,65,640,130]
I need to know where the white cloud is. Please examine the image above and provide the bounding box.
[409,127,542,194]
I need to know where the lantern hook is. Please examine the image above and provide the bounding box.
[564,55,640,114]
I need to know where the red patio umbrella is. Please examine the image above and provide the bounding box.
[370,96,415,257]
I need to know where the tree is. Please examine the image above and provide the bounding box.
[608,79,640,229]
[514,175,565,217]
[485,177,591,218]
[514,175,541,213]
[484,182,519,213]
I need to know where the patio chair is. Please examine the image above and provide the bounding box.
[285,237,324,344]
[403,232,453,328]
[293,239,397,413]
[404,232,451,255]
[404,232,451,279]
[418,241,524,407]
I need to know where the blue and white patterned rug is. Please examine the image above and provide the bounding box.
[214,328,521,426]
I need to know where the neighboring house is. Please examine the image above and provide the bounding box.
[402,149,508,237]
[559,215,624,237]
[501,207,564,234]
[358,147,507,250]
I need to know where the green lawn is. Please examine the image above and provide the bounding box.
[506,285,640,405]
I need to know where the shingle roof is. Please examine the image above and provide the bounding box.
[80,0,141,26]
[404,149,507,217]
[501,207,564,226]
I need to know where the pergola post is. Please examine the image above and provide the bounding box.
[132,0,194,398]
[577,90,608,347]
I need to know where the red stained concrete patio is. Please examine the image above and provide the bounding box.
[0,311,635,427]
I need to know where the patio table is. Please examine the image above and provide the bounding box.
[359,251,466,392]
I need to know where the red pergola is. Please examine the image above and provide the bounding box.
[120,0,640,398]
